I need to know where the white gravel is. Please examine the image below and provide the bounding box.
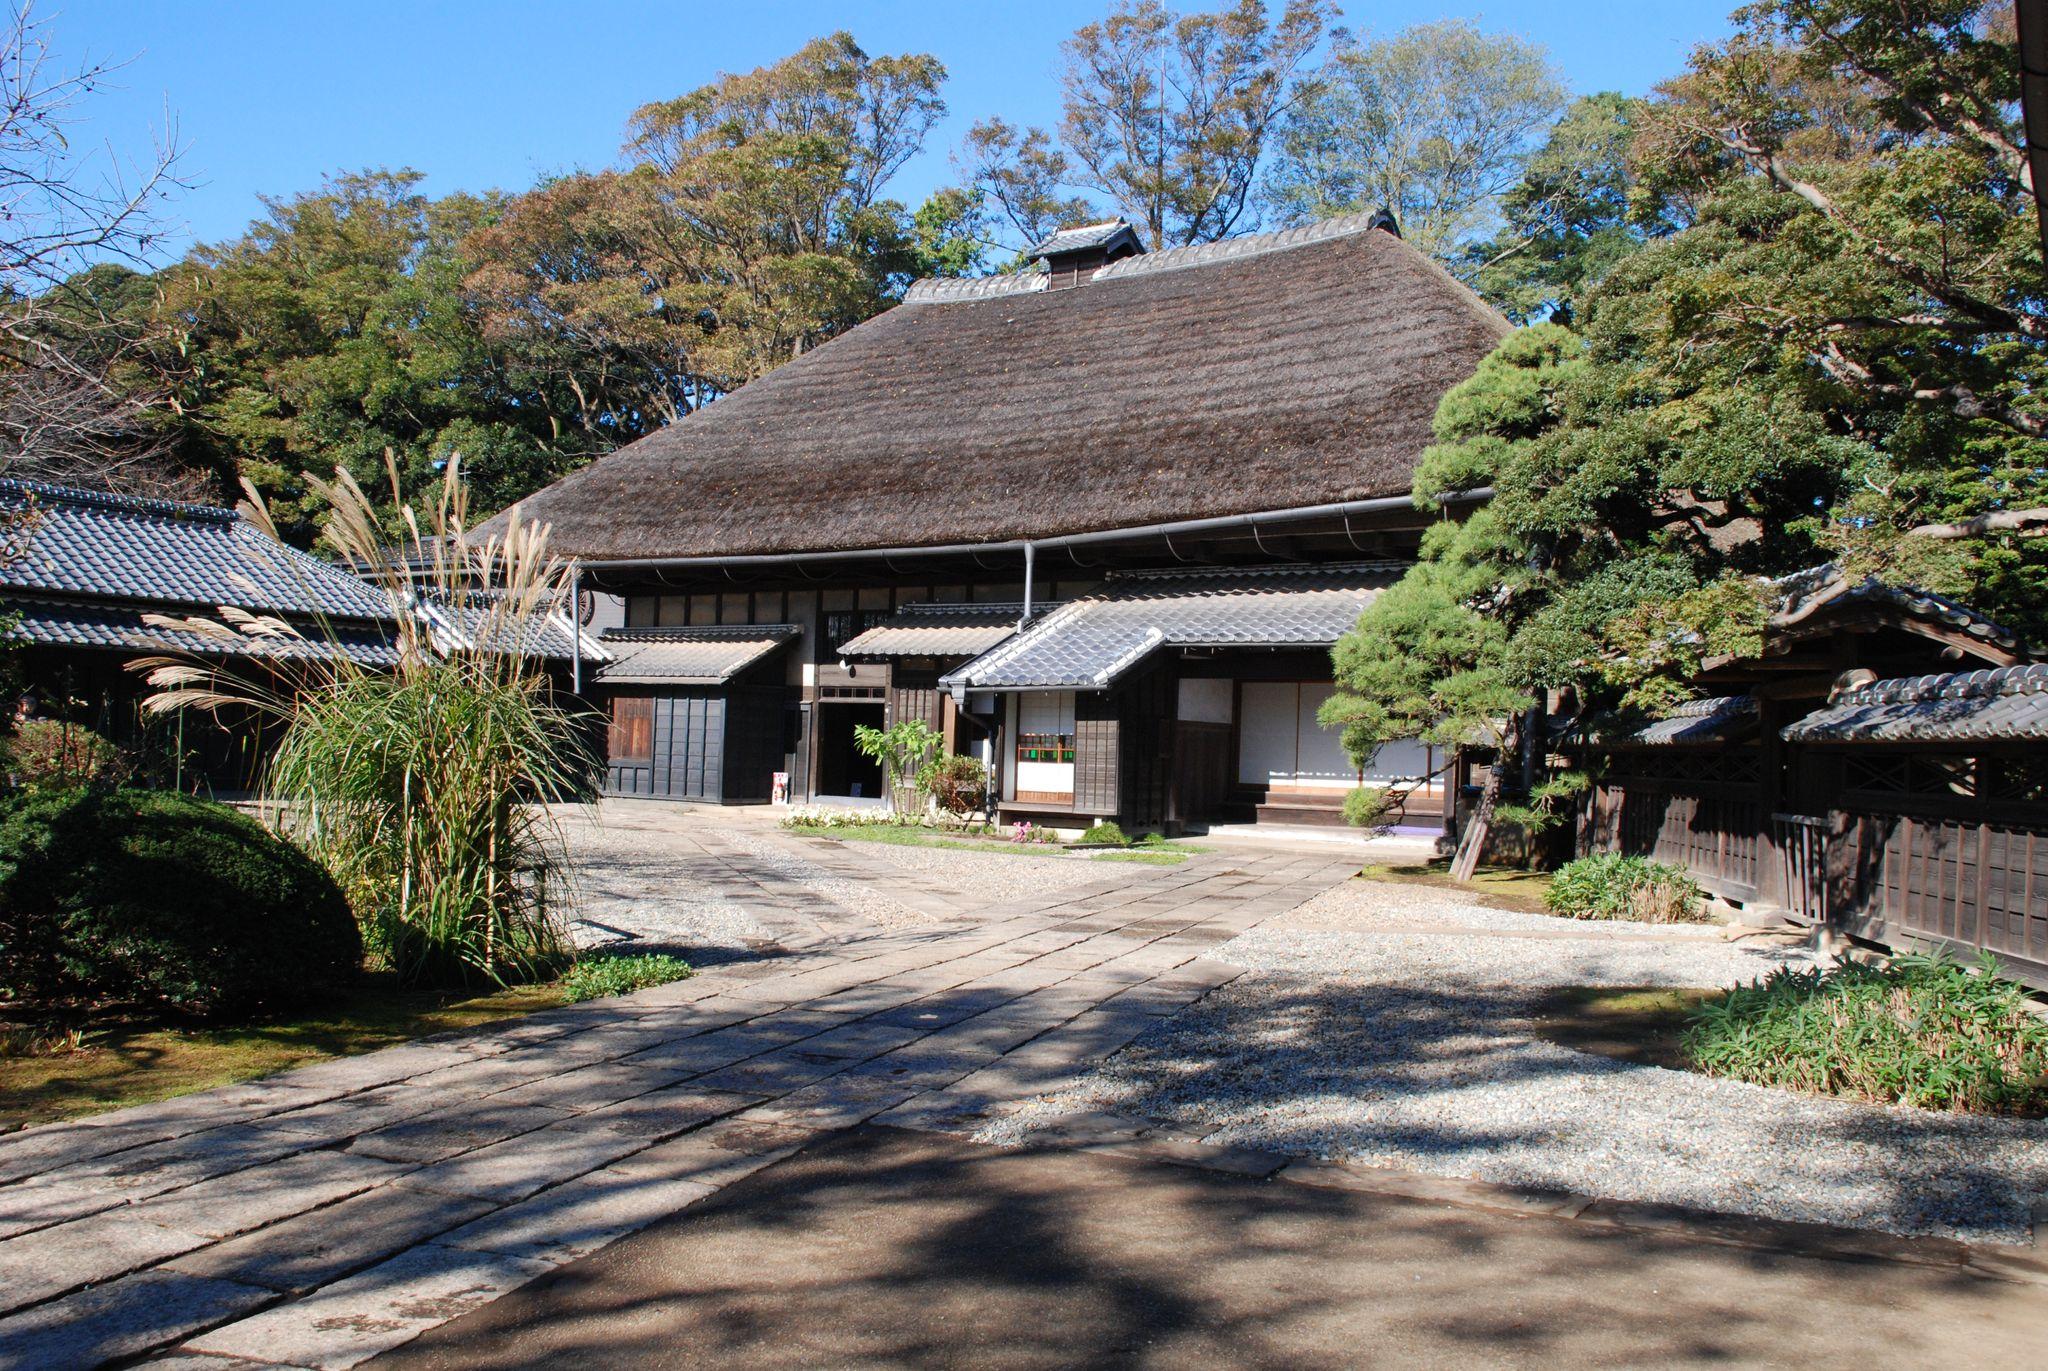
[1279,875,1724,938]
[714,828,929,929]
[554,812,771,964]
[980,876,2048,1245]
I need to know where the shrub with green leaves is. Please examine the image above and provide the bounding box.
[1544,853,1704,922]
[1685,954,2048,1115]
[559,952,693,1004]
[1078,821,1128,846]
[916,753,988,816]
[0,788,360,1019]
[4,721,129,793]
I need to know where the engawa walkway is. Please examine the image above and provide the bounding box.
[0,826,1362,1370]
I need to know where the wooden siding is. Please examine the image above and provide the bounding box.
[1074,691,1120,815]
[1582,749,1764,901]
[1116,668,1175,828]
[1173,722,1232,821]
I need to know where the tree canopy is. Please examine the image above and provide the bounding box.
[1326,0,2048,841]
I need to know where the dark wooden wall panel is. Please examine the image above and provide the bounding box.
[1074,691,1120,816]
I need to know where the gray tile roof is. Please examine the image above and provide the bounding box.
[0,480,393,622]
[941,564,1401,691]
[1771,564,2022,656]
[1607,695,1760,747]
[902,271,1049,305]
[838,603,1039,659]
[1093,209,1397,284]
[1027,219,1143,260]
[594,625,800,686]
[1783,664,2048,744]
[414,589,609,663]
[6,595,400,666]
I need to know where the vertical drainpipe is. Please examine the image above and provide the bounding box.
[1020,541,1036,627]
[570,566,582,695]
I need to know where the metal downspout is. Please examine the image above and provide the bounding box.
[1020,541,1035,627]
[570,566,582,695]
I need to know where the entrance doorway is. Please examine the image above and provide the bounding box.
[814,703,885,800]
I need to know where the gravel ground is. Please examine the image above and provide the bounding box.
[714,828,929,929]
[980,877,2048,1245]
[1275,875,1726,938]
[554,812,771,964]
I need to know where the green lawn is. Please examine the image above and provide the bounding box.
[0,975,570,1131]
[1091,850,1188,865]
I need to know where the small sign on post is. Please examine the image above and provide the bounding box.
[771,771,789,805]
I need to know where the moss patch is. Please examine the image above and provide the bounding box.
[1531,986,1722,1071]
[1092,850,1188,865]
[0,975,567,1131]
[1356,862,1554,914]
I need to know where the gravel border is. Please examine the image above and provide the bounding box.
[982,969,2048,1244]
[977,874,2048,1245]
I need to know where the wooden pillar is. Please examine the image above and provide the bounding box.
[1756,697,1789,917]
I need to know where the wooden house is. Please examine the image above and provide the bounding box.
[487,212,1510,830]
[0,480,600,789]
[1575,567,2045,986]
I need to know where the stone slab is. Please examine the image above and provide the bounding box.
[393,1118,653,1204]
[0,1175,125,1239]
[346,1100,575,1164]
[438,1167,718,1265]
[131,1149,411,1240]
[167,1183,500,1295]
[187,1242,551,1370]
[44,1122,316,1199]
[0,1268,274,1371]
[0,1206,211,1314]
[604,1119,823,1189]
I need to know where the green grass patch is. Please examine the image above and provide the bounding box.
[0,974,568,1131]
[1533,986,1720,1070]
[559,953,693,1004]
[785,824,1070,856]
[1355,862,1553,914]
[1092,850,1188,865]
[1685,954,2048,1115]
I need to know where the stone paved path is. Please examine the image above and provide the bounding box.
[0,817,1358,1370]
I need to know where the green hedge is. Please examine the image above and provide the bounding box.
[0,789,361,1019]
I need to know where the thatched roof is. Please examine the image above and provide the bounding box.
[488,212,1510,562]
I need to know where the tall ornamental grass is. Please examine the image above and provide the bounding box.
[1684,953,2048,1115]
[134,457,596,988]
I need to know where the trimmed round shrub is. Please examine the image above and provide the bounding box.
[1078,820,1129,846]
[1685,954,2048,1115]
[5,721,129,793]
[0,788,361,1019]
[1544,853,1704,922]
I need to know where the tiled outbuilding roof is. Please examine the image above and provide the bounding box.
[941,563,1399,691]
[413,589,608,663]
[7,595,400,666]
[837,603,1038,660]
[1027,219,1143,260]
[1608,695,1761,747]
[1770,565,2022,658]
[1783,665,2048,744]
[0,480,392,622]
[594,625,799,685]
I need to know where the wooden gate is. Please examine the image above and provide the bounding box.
[1772,812,1831,925]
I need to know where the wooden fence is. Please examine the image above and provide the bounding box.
[1580,744,2048,990]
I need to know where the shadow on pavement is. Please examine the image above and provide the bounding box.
[370,1124,2041,1371]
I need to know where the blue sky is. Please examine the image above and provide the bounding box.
[60,1,1737,257]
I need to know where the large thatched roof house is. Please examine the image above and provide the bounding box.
[499,211,1510,826]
